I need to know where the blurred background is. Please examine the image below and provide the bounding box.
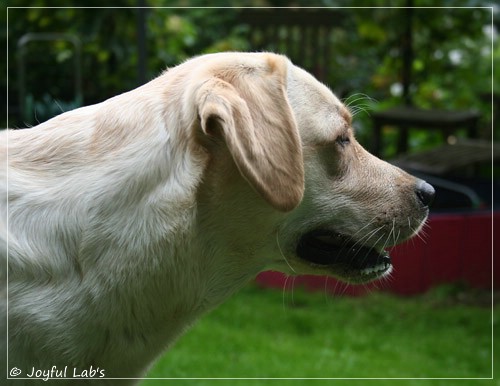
[3,1,499,383]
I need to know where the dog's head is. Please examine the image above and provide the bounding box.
[190,52,433,284]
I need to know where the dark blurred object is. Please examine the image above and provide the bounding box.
[238,8,346,86]
[371,2,481,158]
[392,139,498,211]
[391,139,497,176]
[372,107,480,157]
[17,33,82,125]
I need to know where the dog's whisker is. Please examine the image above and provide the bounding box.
[349,217,380,239]
[347,219,380,241]
[371,232,387,249]
[382,226,394,251]
[355,232,387,270]
[348,227,385,263]
[276,229,296,274]
[338,280,350,297]
[412,224,429,244]
[54,99,66,114]
[283,275,297,310]
[350,225,384,251]
[338,228,374,256]
[391,218,397,246]
[282,275,290,311]
[290,276,296,307]
[332,276,343,297]
[419,224,430,241]
[395,228,402,246]
[349,104,374,117]
[343,93,378,107]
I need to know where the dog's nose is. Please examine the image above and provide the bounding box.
[416,180,435,207]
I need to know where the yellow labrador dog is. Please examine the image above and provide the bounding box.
[1,52,433,384]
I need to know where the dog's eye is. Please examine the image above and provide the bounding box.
[336,134,350,147]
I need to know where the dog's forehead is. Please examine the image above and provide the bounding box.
[287,63,351,142]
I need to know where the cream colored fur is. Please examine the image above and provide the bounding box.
[1,52,429,385]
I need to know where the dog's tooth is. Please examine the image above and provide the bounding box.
[361,263,389,276]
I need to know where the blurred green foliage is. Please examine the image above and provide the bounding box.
[4,1,498,154]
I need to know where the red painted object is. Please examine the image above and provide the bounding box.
[256,211,498,295]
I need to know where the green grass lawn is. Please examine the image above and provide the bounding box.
[143,283,497,386]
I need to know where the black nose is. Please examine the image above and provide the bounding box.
[416,180,435,207]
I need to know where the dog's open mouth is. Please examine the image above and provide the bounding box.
[296,230,391,283]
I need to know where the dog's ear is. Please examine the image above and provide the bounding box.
[196,56,304,212]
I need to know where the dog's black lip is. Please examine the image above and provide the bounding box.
[296,230,391,274]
